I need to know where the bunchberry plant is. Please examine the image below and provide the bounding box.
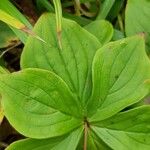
[1,6,150,150]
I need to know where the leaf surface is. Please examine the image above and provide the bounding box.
[21,13,101,108]
[0,21,18,48]
[0,0,32,43]
[0,96,3,124]
[6,127,83,150]
[125,0,150,52]
[84,20,113,45]
[0,66,8,124]
[88,36,150,121]
[92,106,150,133]
[0,68,82,138]
[93,126,150,150]
[0,9,25,30]
[87,130,111,150]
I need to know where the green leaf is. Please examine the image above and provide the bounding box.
[0,66,9,74]
[0,9,44,44]
[92,126,150,150]
[0,21,18,48]
[0,66,9,124]
[36,0,91,26]
[92,106,150,133]
[0,0,32,43]
[0,9,26,30]
[84,20,114,45]
[88,35,150,121]
[125,0,150,53]
[21,13,101,108]
[0,68,82,138]
[6,127,83,150]
[107,0,124,21]
[77,128,111,150]
[87,130,111,150]
[112,29,124,41]
[96,0,115,20]
[0,96,3,124]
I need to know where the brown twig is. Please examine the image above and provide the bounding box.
[0,141,8,148]
[0,41,22,58]
[84,120,88,150]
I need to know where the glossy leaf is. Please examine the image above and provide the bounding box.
[21,13,101,107]
[0,68,82,138]
[125,0,150,52]
[88,35,150,121]
[84,20,114,45]
[6,127,83,150]
[92,126,150,150]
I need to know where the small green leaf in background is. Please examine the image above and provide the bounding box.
[6,127,83,150]
[0,9,26,30]
[96,0,115,20]
[0,21,18,49]
[36,0,91,26]
[0,8,44,44]
[53,0,63,49]
[125,0,150,53]
[88,35,150,120]
[112,29,125,41]
[84,20,114,45]
[0,0,32,43]
[107,0,124,21]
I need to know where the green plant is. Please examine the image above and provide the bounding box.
[0,13,150,150]
[125,0,150,54]
[0,66,8,124]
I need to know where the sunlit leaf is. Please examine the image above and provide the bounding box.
[21,13,101,107]
[125,0,150,53]
[0,66,8,124]
[6,127,83,150]
[0,69,82,138]
[84,20,114,45]
[88,35,150,121]
[92,126,150,150]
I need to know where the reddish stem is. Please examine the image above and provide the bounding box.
[84,121,88,150]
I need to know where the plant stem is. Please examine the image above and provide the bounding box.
[96,0,115,20]
[84,121,88,150]
[117,14,124,32]
[74,0,81,16]
[0,41,22,58]
[0,141,8,148]
[53,0,62,49]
